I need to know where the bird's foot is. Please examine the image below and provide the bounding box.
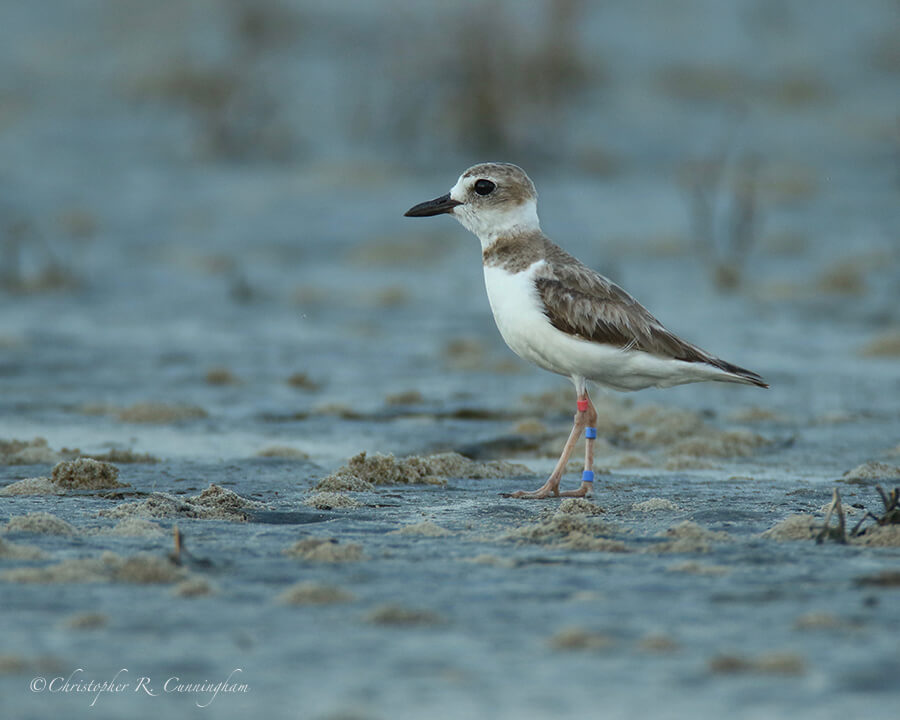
[558,481,592,498]
[500,479,560,499]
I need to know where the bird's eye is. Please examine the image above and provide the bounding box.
[474,179,495,196]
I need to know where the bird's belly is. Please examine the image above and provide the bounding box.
[482,263,705,391]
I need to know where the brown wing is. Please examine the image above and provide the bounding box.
[533,248,768,386]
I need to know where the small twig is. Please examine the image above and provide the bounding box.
[849,485,900,536]
[850,511,881,537]
[170,525,183,565]
[816,488,846,544]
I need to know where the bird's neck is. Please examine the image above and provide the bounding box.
[481,229,547,271]
[458,202,541,251]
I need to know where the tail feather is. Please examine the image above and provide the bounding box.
[707,357,769,388]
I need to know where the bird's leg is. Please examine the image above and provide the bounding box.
[559,393,598,498]
[504,392,594,499]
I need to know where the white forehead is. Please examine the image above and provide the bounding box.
[449,174,468,202]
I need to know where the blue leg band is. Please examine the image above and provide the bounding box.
[585,427,597,439]
[582,470,594,483]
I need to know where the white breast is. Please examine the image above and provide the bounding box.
[483,260,581,376]
[482,261,726,391]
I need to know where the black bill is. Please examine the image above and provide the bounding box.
[403,193,462,217]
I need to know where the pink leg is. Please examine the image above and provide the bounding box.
[559,393,598,498]
[503,390,598,499]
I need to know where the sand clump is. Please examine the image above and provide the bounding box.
[85,449,159,464]
[611,403,768,458]
[0,437,80,465]
[639,633,680,653]
[3,512,77,536]
[557,498,606,515]
[52,459,125,490]
[612,452,654,468]
[855,570,900,587]
[315,451,531,491]
[626,405,706,445]
[285,537,365,563]
[97,518,166,537]
[257,446,310,459]
[709,652,806,676]
[762,515,820,541]
[852,525,900,547]
[277,582,354,605]
[649,521,731,554]
[2,459,127,495]
[172,578,215,597]
[632,498,681,513]
[761,512,900,546]
[0,477,59,496]
[366,604,444,627]
[667,429,768,458]
[664,456,717,471]
[667,561,730,575]
[859,330,900,357]
[389,520,452,537]
[303,492,361,510]
[0,552,186,585]
[841,461,900,483]
[503,511,628,552]
[116,403,208,424]
[63,612,108,630]
[463,553,516,568]
[0,537,45,560]
[793,612,851,631]
[728,407,790,423]
[99,484,267,522]
[549,627,615,651]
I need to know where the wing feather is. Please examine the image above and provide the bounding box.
[533,246,768,387]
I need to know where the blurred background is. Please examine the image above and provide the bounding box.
[0,0,898,456]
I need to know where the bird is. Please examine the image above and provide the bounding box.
[404,162,768,499]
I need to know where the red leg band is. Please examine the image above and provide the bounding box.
[577,399,589,412]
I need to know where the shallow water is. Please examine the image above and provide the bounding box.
[2,1,899,718]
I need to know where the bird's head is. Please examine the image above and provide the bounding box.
[404,162,540,245]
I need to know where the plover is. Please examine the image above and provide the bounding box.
[405,162,768,499]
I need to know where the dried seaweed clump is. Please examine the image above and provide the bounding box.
[99,484,266,522]
[315,451,531,491]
